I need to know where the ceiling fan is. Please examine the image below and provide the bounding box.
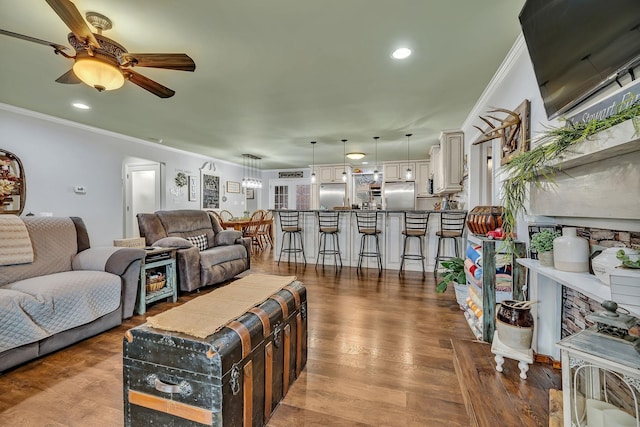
[0,0,196,98]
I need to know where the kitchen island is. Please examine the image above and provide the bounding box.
[271,209,467,272]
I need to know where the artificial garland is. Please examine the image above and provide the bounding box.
[500,101,640,250]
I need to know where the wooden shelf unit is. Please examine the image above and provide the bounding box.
[464,235,526,342]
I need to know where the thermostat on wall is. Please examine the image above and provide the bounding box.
[74,185,87,194]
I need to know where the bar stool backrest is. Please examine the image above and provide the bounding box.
[355,211,381,234]
[317,211,340,233]
[279,211,302,232]
[438,211,467,237]
[404,212,430,236]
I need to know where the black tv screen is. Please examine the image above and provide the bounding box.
[519,0,640,119]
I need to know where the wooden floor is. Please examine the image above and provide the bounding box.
[0,249,553,426]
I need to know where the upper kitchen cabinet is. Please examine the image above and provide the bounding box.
[319,164,351,183]
[415,161,432,197]
[382,161,416,182]
[430,130,464,195]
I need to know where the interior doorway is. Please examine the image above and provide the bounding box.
[124,161,162,237]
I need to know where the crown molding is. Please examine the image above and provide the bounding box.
[462,33,527,131]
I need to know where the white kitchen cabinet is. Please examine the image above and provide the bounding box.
[382,161,416,182]
[319,165,349,183]
[415,161,432,196]
[429,130,464,195]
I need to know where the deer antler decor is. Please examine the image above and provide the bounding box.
[473,99,530,165]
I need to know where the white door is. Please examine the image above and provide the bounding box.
[269,178,310,210]
[125,162,161,237]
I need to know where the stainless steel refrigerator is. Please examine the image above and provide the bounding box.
[319,183,347,210]
[383,181,415,210]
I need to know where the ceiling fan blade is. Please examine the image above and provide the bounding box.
[120,53,196,71]
[55,69,81,84]
[45,0,100,49]
[0,28,68,51]
[124,70,175,98]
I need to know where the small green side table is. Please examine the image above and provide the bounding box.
[136,247,177,315]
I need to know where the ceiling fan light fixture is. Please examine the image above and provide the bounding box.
[72,55,124,91]
[346,152,365,160]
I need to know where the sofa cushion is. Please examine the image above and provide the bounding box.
[156,210,215,249]
[0,271,121,352]
[186,234,208,251]
[214,230,242,246]
[0,217,78,287]
[153,237,193,249]
[200,245,247,266]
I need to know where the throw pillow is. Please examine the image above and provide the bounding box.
[153,237,194,249]
[186,234,208,251]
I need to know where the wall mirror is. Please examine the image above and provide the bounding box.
[0,149,25,215]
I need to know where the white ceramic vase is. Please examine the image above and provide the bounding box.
[553,227,589,272]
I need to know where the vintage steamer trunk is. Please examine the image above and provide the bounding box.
[123,280,307,426]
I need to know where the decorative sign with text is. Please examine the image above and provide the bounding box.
[566,79,640,124]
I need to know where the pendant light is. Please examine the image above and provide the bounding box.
[341,139,348,182]
[373,136,380,182]
[405,133,413,180]
[310,141,317,183]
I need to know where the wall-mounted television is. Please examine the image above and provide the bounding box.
[519,0,640,119]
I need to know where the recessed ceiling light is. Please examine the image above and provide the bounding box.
[346,152,366,160]
[72,102,91,110]
[392,47,412,59]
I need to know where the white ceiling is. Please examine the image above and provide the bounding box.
[0,0,525,169]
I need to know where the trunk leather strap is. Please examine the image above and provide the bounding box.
[283,324,291,396]
[271,294,289,318]
[243,360,253,427]
[226,320,251,359]
[296,313,303,377]
[283,284,301,310]
[128,389,213,425]
[264,342,273,421]
[248,307,271,337]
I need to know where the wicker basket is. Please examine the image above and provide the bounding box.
[113,237,146,248]
[146,273,166,292]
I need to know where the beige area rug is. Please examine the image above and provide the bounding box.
[146,274,296,338]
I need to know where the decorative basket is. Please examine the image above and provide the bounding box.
[466,206,503,236]
[146,273,166,292]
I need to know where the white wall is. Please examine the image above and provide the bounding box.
[0,104,252,245]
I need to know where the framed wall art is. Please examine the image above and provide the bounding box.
[188,175,198,201]
[200,172,219,209]
[246,188,255,200]
[226,181,240,194]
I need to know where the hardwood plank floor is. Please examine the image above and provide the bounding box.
[0,249,480,426]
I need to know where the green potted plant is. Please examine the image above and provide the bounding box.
[436,257,467,307]
[530,230,560,267]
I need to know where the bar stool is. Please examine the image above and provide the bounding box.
[316,211,342,269]
[355,211,382,274]
[277,211,307,265]
[399,211,431,276]
[433,211,468,275]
